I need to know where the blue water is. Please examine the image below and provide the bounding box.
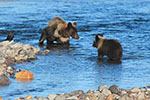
[0,0,150,99]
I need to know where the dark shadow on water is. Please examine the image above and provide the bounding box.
[96,59,122,65]
[46,44,70,50]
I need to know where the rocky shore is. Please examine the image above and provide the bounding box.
[0,41,50,85]
[11,85,150,100]
[0,41,40,75]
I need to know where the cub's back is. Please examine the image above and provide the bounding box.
[103,39,122,49]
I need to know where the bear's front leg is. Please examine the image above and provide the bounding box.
[98,50,104,60]
[56,38,70,46]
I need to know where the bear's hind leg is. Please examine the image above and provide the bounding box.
[46,36,56,45]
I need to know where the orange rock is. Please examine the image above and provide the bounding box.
[0,97,3,100]
[106,94,113,100]
[16,69,34,80]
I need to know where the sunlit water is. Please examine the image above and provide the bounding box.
[0,0,150,99]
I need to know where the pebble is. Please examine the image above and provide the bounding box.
[131,87,140,93]
[101,88,111,96]
[119,95,131,100]
[39,49,50,55]
[106,94,113,100]
[98,85,109,92]
[66,96,78,100]
[25,95,32,99]
[54,95,66,100]
[48,94,57,100]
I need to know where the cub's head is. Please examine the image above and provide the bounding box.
[92,34,104,48]
[59,22,79,39]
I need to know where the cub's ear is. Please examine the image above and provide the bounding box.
[97,33,103,37]
[99,34,103,37]
[95,35,99,41]
[73,22,77,27]
[67,22,72,29]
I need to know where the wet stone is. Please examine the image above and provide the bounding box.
[0,74,11,86]
[102,88,111,96]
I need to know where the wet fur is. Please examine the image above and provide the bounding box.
[39,17,79,45]
[93,35,123,61]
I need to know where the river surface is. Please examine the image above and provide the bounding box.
[0,0,150,99]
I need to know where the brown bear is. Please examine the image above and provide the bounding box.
[39,17,79,45]
[92,34,123,61]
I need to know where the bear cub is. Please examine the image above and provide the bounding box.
[39,17,79,45]
[93,34,123,61]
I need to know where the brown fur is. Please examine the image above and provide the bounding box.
[93,34,123,61]
[39,17,79,45]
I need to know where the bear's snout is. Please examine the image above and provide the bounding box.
[74,35,79,39]
[72,34,79,39]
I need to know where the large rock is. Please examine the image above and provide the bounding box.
[15,69,34,80]
[109,85,121,95]
[0,74,11,86]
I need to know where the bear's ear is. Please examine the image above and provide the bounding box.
[73,22,77,27]
[67,22,72,29]
[95,35,99,41]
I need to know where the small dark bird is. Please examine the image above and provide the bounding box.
[5,31,14,41]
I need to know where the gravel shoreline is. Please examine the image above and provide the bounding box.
[12,85,150,100]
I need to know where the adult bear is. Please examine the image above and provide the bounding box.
[93,34,123,61]
[39,17,79,45]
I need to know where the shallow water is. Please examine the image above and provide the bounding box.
[0,0,150,99]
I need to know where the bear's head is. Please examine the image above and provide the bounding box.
[59,22,79,39]
[92,34,104,49]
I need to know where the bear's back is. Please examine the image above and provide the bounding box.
[103,39,122,60]
[103,39,122,49]
[48,17,66,27]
